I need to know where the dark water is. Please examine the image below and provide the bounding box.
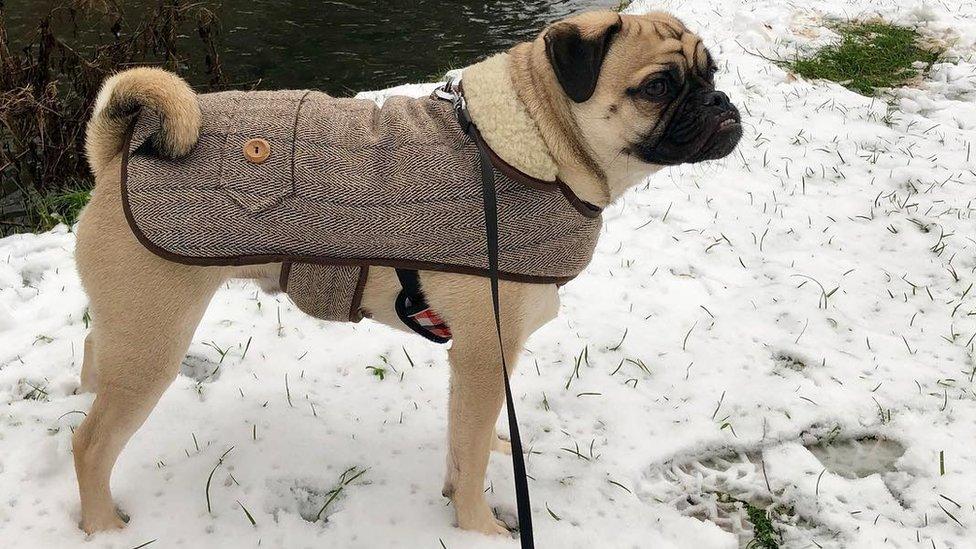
[5,0,616,94]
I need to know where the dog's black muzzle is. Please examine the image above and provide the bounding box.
[637,89,742,166]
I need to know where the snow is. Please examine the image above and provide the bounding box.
[2,0,975,547]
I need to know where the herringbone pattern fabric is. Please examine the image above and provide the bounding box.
[124,90,602,281]
[285,263,363,322]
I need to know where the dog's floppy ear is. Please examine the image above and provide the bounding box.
[544,13,622,103]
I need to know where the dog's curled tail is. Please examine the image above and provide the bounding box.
[85,67,201,176]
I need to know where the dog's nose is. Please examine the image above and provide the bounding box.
[703,90,731,109]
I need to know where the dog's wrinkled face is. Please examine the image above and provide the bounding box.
[543,11,741,173]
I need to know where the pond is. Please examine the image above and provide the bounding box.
[5,0,618,94]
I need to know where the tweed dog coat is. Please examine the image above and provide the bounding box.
[121,89,603,323]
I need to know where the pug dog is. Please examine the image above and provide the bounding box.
[73,10,740,536]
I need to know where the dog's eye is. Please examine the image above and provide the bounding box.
[641,78,669,99]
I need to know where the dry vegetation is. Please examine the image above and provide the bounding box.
[0,0,226,236]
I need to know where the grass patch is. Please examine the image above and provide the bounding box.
[744,502,780,549]
[29,187,91,231]
[1,184,91,234]
[313,466,369,522]
[716,492,783,549]
[788,22,941,95]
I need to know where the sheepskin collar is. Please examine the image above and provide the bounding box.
[461,54,559,182]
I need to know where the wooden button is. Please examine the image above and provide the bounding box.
[243,138,270,164]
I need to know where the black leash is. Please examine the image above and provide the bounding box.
[446,81,535,548]
[476,130,535,549]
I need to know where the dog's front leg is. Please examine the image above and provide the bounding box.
[443,332,518,536]
[394,271,559,535]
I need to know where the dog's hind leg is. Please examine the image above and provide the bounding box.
[72,175,224,533]
[71,267,221,533]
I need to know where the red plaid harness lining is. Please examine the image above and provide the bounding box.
[394,269,452,343]
[409,308,453,340]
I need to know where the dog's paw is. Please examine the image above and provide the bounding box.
[442,461,458,499]
[492,435,512,455]
[80,508,128,534]
[458,513,510,536]
[456,501,511,536]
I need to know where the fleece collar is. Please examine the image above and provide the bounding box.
[461,53,559,182]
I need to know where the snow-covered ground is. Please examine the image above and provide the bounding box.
[2,0,975,547]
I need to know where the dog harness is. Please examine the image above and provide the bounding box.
[122,86,603,340]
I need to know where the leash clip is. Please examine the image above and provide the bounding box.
[436,77,473,133]
[433,77,457,101]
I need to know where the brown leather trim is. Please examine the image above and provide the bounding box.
[349,266,369,322]
[134,244,576,285]
[120,115,582,286]
[279,262,293,291]
[557,181,602,218]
